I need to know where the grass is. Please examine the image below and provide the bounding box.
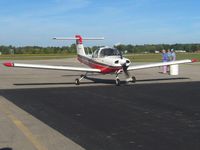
[0,53,199,62]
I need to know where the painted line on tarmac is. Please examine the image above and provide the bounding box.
[0,97,48,150]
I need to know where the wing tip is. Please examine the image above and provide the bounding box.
[3,62,14,67]
[191,58,198,63]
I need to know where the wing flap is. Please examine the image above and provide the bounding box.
[4,62,101,73]
[127,59,193,71]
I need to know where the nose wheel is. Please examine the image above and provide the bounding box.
[115,72,121,86]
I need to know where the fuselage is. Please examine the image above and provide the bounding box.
[77,47,131,74]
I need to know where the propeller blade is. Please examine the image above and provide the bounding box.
[122,64,130,78]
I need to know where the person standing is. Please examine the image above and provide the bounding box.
[162,49,168,73]
[167,49,172,61]
[167,49,172,72]
[171,49,176,61]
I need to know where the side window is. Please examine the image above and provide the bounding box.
[92,50,99,58]
[99,49,105,57]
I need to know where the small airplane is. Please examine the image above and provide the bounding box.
[3,35,198,86]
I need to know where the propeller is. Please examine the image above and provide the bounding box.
[122,63,130,79]
[117,49,132,81]
[119,57,133,82]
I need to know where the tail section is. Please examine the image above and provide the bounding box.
[75,35,86,56]
[53,35,104,56]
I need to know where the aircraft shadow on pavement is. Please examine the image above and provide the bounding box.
[136,77,190,82]
[13,77,190,86]
[0,148,12,150]
[86,77,190,84]
[13,79,115,86]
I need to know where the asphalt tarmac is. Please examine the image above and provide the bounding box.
[0,59,200,150]
[1,81,200,150]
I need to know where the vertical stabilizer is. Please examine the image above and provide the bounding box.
[75,35,86,56]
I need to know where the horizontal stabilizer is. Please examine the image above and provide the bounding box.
[53,37,104,40]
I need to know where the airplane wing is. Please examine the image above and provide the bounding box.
[127,59,197,71]
[3,62,101,73]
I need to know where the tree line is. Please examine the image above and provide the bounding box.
[114,44,200,53]
[0,43,200,54]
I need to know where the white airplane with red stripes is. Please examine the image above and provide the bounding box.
[3,35,198,86]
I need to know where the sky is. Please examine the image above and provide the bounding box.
[0,0,200,47]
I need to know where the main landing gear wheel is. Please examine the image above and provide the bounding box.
[132,76,136,83]
[115,78,121,86]
[75,78,80,85]
[75,73,88,85]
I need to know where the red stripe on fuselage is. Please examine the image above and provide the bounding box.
[77,55,121,74]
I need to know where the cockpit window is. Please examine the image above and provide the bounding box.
[100,48,122,57]
[92,49,99,58]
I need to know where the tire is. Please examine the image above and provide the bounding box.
[75,78,80,85]
[115,78,120,86]
[132,76,136,83]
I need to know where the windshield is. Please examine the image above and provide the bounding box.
[100,48,122,57]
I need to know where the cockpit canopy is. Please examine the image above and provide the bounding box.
[92,47,122,58]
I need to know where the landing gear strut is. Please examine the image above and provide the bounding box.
[75,73,87,85]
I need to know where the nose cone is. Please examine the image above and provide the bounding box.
[114,58,131,67]
[119,59,126,65]
[120,58,131,66]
